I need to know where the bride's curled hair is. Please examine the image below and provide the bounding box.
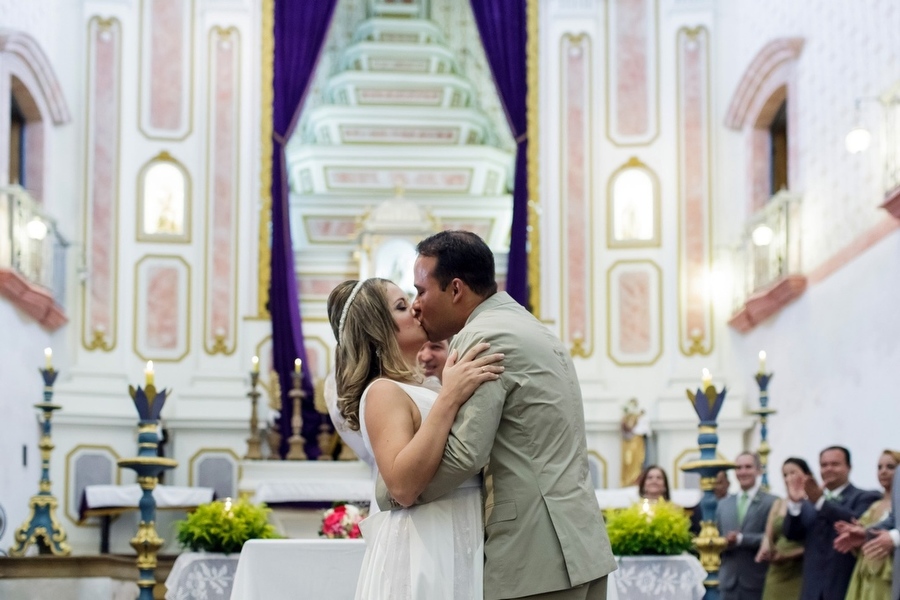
[327,278,420,430]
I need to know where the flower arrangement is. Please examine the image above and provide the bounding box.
[319,502,367,539]
[604,499,693,556]
[175,498,279,554]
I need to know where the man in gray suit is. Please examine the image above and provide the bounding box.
[715,452,777,600]
[385,230,616,599]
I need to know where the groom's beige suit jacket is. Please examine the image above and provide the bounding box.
[380,292,616,599]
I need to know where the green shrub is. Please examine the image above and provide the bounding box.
[175,498,279,554]
[605,500,693,556]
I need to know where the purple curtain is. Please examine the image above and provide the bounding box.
[470,0,529,309]
[270,0,339,458]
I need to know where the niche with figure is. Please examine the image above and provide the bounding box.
[137,152,191,242]
[607,157,660,248]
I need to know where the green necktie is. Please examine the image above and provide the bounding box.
[737,492,749,524]
[824,489,835,501]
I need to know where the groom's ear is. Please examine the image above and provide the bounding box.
[449,278,465,303]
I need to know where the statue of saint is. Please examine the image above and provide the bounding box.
[621,398,650,487]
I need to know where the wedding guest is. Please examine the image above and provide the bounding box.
[715,452,777,600]
[638,465,670,501]
[756,458,808,600]
[417,338,449,389]
[836,449,900,600]
[784,445,882,600]
[715,470,731,501]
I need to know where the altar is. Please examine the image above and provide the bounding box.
[238,460,374,538]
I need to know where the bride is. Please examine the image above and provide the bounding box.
[327,278,504,599]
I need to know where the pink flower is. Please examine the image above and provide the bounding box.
[319,503,367,539]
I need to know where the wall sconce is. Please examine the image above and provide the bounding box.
[845,99,872,154]
[751,224,774,246]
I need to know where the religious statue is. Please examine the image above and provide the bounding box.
[621,398,650,487]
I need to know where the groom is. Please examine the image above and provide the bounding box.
[379,230,616,599]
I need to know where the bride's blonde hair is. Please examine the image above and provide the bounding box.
[327,278,420,430]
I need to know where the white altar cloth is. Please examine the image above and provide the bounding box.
[612,554,707,600]
[253,479,372,504]
[82,484,214,515]
[239,459,374,505]
[595,487,702,510]
[165,552,239,600]
[229,539,366,600]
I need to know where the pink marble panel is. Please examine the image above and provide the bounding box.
[325,168,471,192]
[146,266,179,350]
[614,0,649,137]
[339,125,459,144]
[618,271,651,354]
[439,220,492,241]
[84,19,121,349]
[357,88,443,105]
[368,57,430,72]
[306,217,358,242]
[207,32,239,350]
[678,29,710,350]
[299,276,352,298]
[149,0,185,131]
[561,36,591,350]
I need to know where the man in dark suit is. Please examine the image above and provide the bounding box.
[784,445,882,600]
[715,452,777,600]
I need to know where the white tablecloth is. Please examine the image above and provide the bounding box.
[230,539,366,600]
[165,552,239,600]
[83,484,215,513]
[253,479,372,504]
[596,487,702,510]
[611,554,707,600]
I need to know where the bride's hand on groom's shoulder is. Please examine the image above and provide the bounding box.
[438,342,504,407]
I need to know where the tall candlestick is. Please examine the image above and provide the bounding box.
[701,368,712,389]
[758,350,767,373]
[145,361,155,386]
[251,355,260,374]
[44,347,53,370]
[294,358,302,374]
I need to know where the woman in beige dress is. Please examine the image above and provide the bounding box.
[756,457,808,600]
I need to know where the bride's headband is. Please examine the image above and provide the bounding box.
[337,279,367,342]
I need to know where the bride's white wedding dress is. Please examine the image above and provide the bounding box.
[355,379,484,600]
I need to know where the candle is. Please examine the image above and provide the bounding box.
[251,355,260,374]
[701,368,712,389]
[294,358,302,374]
[144,360,155,386]
[758,350,767,373]
[44,347,53,370]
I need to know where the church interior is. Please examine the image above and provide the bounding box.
[1,0,899,597]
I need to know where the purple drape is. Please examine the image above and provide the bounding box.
[470,0,529,309]
[270,0,338,458]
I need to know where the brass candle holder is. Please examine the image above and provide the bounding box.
[286,366,307,460]
[245,363,263,460]
[9,356,72,556]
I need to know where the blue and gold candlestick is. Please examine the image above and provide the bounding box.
[680,375,735,600]
[9,352,72,556]
[118,372,177,600]
[750,355,776,491]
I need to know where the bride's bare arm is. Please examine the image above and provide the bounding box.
[365,342,503,507]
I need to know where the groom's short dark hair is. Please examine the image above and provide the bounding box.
[417,230,497,297]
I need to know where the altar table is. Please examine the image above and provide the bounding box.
[229,539,366,600]
[165,552,239,600]
[611,554,707,600]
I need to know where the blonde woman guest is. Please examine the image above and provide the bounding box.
[838,449,900,600]
[756,458,808,600]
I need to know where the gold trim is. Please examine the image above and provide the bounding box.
[587,450,608,489]
[604,0,660,146]
[132,254,192,362]
[135,151,192,243]
[187,448,242,490]
[606,157,662,248]
[606,260,663,366]
[257,0,274,318]
[203,27,242,356]
[137,0,195,141]
[81,17,122,353]
[675,26,714,357]
[64,444,121,526]
[526,0,541,316]
[558,33,594,359]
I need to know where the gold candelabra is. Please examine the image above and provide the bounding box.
[286,365,307,460]
[245,359,263,460]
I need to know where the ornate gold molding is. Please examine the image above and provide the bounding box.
[257,0,274,317]
[526,0,541,317]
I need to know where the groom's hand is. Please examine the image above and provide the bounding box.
[374,473,404,512]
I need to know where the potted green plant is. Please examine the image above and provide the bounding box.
[604,499,693,556]
[174,498,279,554]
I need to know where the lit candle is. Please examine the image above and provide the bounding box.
[44,347,53,370]
[251,355,260,374]
[758,350,767,373]
[294,358,302,374]
[701,368,712,389]
[144,360,155,386]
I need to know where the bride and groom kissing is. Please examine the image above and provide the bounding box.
[328,230,616,599]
